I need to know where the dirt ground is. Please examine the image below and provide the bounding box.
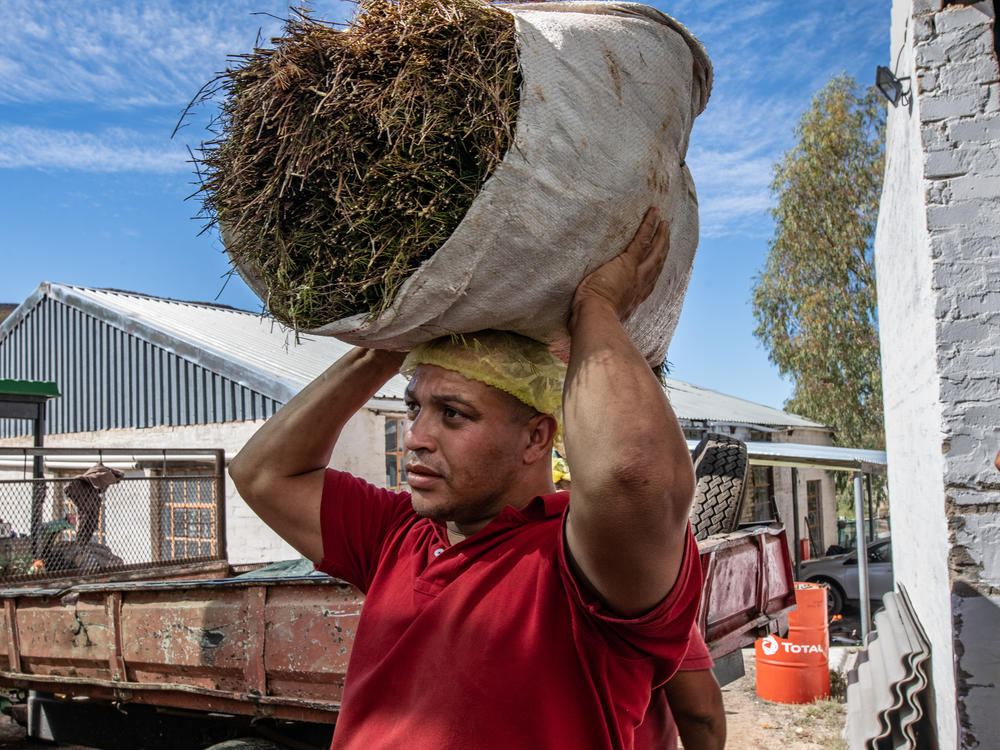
[716,650,847,750]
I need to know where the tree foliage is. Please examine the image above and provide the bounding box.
[753,74,885,450]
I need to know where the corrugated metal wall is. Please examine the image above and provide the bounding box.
[0,296,281,437]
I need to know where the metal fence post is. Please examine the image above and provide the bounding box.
[853,471,871,640]
[215,449,227,562]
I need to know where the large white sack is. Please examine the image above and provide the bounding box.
[236,1,712,364]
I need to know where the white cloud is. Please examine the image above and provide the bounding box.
[0,125,189,172]
[0,1,351,171]
[669,0,892,238]
[0,1,352,107]
[697,193,774,239]
[683,94,801,237]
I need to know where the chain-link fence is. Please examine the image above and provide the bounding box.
[0,448,225,585]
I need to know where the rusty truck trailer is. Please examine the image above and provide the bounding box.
[0,525,794,749]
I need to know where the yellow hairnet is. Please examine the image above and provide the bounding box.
[400,331,566,426]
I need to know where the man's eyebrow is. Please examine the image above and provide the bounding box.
[431,393,482,417]
[431,393,480,412]
[403,387,478,412]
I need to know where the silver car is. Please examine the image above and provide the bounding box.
[799,539,894,615]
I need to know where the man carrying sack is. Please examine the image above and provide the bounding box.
[230,208,705,749]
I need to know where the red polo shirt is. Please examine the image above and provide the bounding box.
[317,470,701,750]
[634,624,714,749]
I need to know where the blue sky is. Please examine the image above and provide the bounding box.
[0,0,890,410]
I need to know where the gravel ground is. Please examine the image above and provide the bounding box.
[716,649,848,750]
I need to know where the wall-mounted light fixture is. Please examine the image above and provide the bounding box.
[876,65,911,107]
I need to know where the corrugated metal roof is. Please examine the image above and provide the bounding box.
[845,585,934,749]
[36,283,409,403]
[664,378,823,428]
[0,286,287,435]
[2,283,821,428]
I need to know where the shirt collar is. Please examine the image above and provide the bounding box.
[518,490,569,521]
[429,491,570,539]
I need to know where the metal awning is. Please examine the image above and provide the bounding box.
[0,381,62,555]
[0,379,61,464]
[0,379,60,417]
[687,439,887,474]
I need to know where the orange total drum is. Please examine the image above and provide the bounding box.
[755,581,831,704]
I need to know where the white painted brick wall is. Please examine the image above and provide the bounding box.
[876,1,1000,746]
[933,4,995,35]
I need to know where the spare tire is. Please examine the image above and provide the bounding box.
[689,433,750,540]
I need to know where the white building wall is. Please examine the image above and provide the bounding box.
[0,407,389,566]
[875,2,1000,746]
[768,427,839,560]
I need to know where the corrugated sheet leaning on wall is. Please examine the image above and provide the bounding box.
[0,294,281,437]
[845,585,933,750]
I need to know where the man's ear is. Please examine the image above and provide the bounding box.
[523,414,559,465]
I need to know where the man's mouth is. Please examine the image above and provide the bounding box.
[405,461,444,489]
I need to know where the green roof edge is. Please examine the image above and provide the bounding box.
[0,380,61,398]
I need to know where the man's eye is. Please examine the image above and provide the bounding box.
[405,401,419,416]
[443,406,465,420]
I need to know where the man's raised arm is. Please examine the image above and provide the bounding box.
[229,348,406,563]
[563,207,696,617]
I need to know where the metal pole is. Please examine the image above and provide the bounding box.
[30,402,47,558]
[791,467,801,581]
[214,449,228,562]
[853,471,871,640]
[865,473,875,541]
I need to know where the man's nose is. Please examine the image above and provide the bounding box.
[403,413,435,452]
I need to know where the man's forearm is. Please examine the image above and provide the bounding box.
[675,715,726,750]
[665,669,726,750]
[231,347,405,495]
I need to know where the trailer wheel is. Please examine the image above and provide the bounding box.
[689,433,749,540]
[203,740,288,750]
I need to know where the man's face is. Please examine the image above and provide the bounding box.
[403,364,533,527]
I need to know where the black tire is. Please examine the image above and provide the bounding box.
[203,740,288,750]
[688,433,750,541]
[826,582,845,616]
[807,578,845,616]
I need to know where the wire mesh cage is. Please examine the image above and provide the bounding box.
[0,448,226,585]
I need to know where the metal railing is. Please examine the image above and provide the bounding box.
[0,448,226,585]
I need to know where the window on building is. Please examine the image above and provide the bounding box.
[152,468,217,561]
[385,416,408,490]
[806,479,823,557]
[743,466,778,522]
